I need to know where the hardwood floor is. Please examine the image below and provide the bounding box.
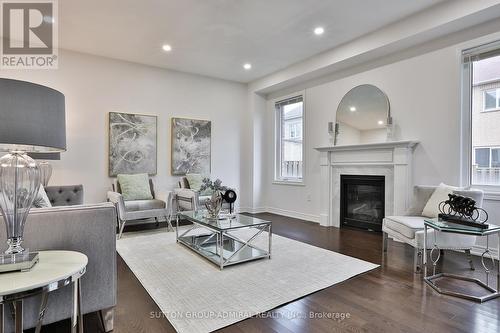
[34,213,499,333]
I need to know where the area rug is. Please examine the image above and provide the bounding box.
[116,228,378,333]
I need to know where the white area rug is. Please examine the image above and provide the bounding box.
[116,228,378,333]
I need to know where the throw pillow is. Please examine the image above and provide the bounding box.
[421,183,461,218]
[117,173,153,201]
[185,173,204,191]
[33,184,52,208]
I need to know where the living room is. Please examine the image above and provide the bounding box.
[1,0,500,332]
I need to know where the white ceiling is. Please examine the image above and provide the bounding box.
[59,0,447,83]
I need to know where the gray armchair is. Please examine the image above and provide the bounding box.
[107,178,174,239]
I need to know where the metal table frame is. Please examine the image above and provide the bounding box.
[176,212,272,270]
[0,267,86,333]
[423,220,500,303]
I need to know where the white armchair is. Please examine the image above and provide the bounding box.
[174,175,212,211]
[107,178,175,239]
[382,185,484,273]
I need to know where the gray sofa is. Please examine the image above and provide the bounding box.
[45,184,84,206]
[0,203,117,332]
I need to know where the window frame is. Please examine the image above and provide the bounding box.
[273,91,306,185]
[461,39,500,193]
[482,88,500,112]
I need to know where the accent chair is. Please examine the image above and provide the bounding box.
[107,178,174,239]
[382,185,483,273]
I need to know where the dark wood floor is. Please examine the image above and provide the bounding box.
[35,213,499,333]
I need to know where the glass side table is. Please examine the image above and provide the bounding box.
[423,218,500,303]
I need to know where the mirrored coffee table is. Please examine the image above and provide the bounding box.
[176,211,272,270]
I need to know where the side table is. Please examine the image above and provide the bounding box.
[0,251,88,333]
[423,218,500,303]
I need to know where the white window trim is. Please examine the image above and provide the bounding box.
[482,88,500,112]
[461,40,500,194]
[273,91,306,185]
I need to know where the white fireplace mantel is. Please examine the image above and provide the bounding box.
[314,140,419,227]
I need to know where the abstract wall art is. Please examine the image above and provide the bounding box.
[171,117,211,175]
[109,112,157,176]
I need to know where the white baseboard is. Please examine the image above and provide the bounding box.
[238,206,266,214]
[265,207,320,223]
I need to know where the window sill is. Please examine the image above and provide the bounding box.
[481,108,500,113]
[272,180,305,187]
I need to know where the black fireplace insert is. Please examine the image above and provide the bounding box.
[340,175,385,232]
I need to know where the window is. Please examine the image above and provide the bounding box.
[463,42,500,187]
[275,95,304,183]
[483,89,500,111]
[473,147,500,168]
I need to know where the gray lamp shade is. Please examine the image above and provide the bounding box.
[0,78,66,153]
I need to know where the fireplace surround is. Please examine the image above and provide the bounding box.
[315,141,418,227]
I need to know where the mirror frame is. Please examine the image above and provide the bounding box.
[334,84,391,145]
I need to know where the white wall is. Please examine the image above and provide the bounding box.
[0,50,248,204]
[259,30,500,229]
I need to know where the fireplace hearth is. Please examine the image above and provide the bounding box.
[340,175,385,232]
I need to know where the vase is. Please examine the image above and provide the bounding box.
[205,191,223,219]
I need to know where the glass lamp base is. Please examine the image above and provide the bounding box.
[6,237,24,255]
[0,252,39,272]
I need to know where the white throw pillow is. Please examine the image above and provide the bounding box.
[33,184,52,208]
[421,183,461,218]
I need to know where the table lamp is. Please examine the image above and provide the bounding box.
[28,152,61,186]
[0,78,65,271]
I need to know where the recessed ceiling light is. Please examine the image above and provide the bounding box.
[162,44,172,52]
[314,27,325,35]
[243,63,252,70]
[378,120,384,125]
[349,106,356,112]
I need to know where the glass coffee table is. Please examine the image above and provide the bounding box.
[175,211,272,270]
[423,218,500,302]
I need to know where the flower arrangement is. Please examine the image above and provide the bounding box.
[199,178,228,193]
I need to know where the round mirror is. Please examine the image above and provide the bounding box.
[334,84,390,145]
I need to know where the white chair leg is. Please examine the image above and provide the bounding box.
[118,220,126,239]
[99,307,114,332]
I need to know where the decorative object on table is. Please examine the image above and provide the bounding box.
[438,193,489,229]
[28,152,61,186]
[200,178,228,219]
[0,78,66,272]
[109,112,157,177]
[171,117,211,175]
[204,192,223,219]
[222,189,237,214]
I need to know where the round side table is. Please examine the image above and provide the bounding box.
[0,251,88,333]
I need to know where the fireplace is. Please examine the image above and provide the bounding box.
[340,175,385,232]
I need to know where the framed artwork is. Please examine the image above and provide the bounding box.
[171,117,211,175]
[109,112,157,176]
